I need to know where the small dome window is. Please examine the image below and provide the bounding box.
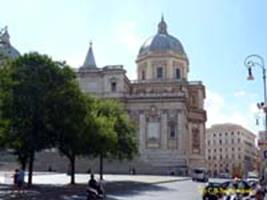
[156,67,163,79]
[111,82,117,92]
[176,68,181,79]
[142,70,146,80]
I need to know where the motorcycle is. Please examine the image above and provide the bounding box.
[86,186,104,200]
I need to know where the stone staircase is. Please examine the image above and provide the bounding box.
[140,150,187,175]
[0,150,188,176]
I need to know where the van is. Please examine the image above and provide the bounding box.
[192,168,209,182]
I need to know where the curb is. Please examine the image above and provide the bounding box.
[151,177,191,185]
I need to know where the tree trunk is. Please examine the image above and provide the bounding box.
[70,155,76,185]
[21,158,27,171]
[17,153,27,171]
[99,154,103,180]
[28,152,34,186]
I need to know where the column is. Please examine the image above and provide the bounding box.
[161,112,168,150]
[139,112,146,153]
[178,110,186,154]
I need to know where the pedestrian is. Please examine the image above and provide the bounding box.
[13,169,19,192]
[48,165,53,172]
[17,168,25,194]
[88,174,98,191]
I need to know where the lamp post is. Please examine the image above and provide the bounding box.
[244,54,267,183]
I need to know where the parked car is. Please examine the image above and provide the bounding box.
[202,182,224,200]
[218,173,231,179]
[192,168,209,182]
[220,179,253,200]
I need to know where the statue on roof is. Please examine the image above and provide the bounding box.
[0,26,10,44]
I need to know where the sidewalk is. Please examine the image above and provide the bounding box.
[0,172,190,185]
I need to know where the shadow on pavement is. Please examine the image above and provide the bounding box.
[0,180,172,200]
[106,180,173,197]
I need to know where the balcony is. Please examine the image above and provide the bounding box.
[103,65,124,70]
[130,78,202,85]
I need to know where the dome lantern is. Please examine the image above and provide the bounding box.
[0,26,20,62]
[158,15,167,34]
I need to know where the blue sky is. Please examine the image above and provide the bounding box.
[1,0,267,134]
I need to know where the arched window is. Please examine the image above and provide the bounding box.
[111,82,117,92]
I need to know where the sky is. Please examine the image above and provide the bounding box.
[1,0,267,135]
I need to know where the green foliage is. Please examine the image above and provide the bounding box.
[0,52,80,184]
[0,52,138,184]
[114,114,138,160]
[88,98,138,160]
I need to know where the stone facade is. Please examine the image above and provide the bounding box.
[77,18,207,175]
[0,22,207,175]
[206,123,258,177]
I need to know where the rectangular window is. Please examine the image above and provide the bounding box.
[147,122,160,140]
[142,70,146,80]
[111,82,117,92]
[170,124,176,138]
[176,68,180,79]
[157,67,163,79]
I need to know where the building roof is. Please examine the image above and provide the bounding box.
[207,123,256,138]
[0,26,20,61]
[82,41,97,68]
[138,16,186,57]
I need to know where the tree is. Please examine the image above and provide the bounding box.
[0,53,78,185]
[89,99,138,180]
[44,78,90,184]
[113,113,138,160]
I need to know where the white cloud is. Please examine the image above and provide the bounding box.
[113,21,143,53]
[205,89,259,133]
[234,90,246,97]
[205,90,225,128]
[249,102,259,114]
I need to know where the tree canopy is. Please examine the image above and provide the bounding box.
[89,99,138,179]
[0,53,81,185]
[0,52,138,185]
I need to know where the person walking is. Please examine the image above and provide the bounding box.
[12,169,19,193]
[17,168,25,194]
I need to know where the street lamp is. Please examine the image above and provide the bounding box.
[244,54,267,130]
[244,54,267,183]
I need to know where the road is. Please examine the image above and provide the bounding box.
[107,178,230,200]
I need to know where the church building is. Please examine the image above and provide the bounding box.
[77,17,207,175]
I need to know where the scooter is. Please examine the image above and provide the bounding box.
[86,187,104,200]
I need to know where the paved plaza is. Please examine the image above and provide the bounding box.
[0,172,190,199]
[1,173,267,200]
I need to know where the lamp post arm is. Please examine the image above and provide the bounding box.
[263,67,267,104]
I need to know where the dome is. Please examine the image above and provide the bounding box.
[0,43,20,59]
[0,26,20,61]
[138,17,186,57]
